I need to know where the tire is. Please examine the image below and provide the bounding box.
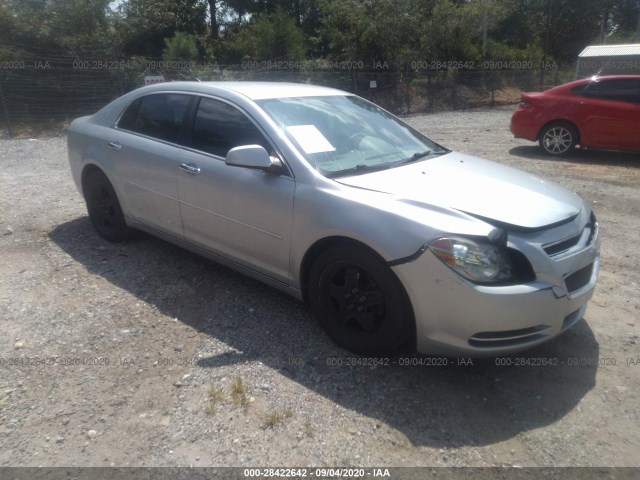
[309,245,413,355]
[539,122,578,156]
[84,169,134,242]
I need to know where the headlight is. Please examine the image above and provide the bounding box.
[428,236,513,283]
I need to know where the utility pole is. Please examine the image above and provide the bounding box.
[600,5,609,44]
[636,0,640,42]
[539,0,551,89]
[482,0,488,57]
[0,80,13,138]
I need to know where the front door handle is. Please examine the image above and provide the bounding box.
[107,141,122,150]
[179,163,201,175]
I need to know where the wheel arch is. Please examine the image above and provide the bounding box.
[300,236,417,353]
[80,163,128,216]
[80,163,106,198]
[299,236,388,303]
[537,119,582,144]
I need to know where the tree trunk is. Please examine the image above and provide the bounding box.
[208,0,218,39]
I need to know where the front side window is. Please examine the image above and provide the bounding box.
[118,93,193,143]
[256,95,448,178]
[192,98,270,157]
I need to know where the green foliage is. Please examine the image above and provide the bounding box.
[607,0,640,42]
[117,0,208,57]
[1,0,639,70]
[490,0,609,62]
[231,6,306,61]
[0,0,114,57]
[484,40,544,64]
[163,32,200,62]
[318,0,421,64]
[419,0,481,62]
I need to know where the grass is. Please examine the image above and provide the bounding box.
[304,421,313,437]
[205,376,252,415]
[205,385,226,415]
[262,407,293,429]
[231,377,248,407]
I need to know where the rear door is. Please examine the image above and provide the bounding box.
[576,78,640,150]
[106,93,194,238]
[177,96,295,283]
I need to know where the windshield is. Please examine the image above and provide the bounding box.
[256,95,448,177]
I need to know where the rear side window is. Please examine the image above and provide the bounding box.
[118,94,193,143]
[573,79,640,104]
[118,98,141,130]
[192,98,270,157]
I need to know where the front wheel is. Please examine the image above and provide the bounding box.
[84,169,134,242]
[539,122,578,156]
[309,246,413,355]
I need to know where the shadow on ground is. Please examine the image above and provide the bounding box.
[49,217,599,449]
[509,146,640,167]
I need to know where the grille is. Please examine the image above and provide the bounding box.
[543,233,582,256]
[543,212,597,257]
[564,263,594,293]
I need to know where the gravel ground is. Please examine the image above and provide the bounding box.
[1,105,639,469]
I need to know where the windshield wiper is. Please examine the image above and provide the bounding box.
[397,150,446,165]
[325,163,392,178]
[325,150,448,178]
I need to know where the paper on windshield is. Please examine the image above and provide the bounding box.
[286,125,336,154]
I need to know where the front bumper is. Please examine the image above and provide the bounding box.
[392,213,600,356]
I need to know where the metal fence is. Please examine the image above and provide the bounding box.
[0,59,576,137]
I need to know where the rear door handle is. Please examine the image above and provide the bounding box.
[179,163,201,175]
[107,141,122,150]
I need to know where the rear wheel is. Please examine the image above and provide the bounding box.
[309,246,413,355]
[84,169,134,242]
[539,122,578,156]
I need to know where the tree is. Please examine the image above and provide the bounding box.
[318,0,421,65]
[489,0,608,62]
[231,6,306,61]
[607,0,640,42]
[117,0,208,58]
[0,0,115,57]
[418,0,481,62]
[163,32,200,61]
[208,0,219,40]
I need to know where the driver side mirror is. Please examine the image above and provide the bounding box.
[225,145,273,169]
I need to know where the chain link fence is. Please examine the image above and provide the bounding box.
[0,57,576,137]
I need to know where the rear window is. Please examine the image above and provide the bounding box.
[117,93,193,143]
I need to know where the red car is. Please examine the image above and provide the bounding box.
[510,75,640,156]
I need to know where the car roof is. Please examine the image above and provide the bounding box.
[137,81,349,100]
[540,75,640,94]
[565,74,640,87]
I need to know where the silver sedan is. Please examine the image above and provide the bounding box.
[67,82,600,356]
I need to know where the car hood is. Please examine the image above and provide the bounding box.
[335,152,583,230]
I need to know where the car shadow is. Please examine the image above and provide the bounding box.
[49,217,599,448]
[510,145,640,167]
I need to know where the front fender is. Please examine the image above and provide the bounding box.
[289,181,498,287]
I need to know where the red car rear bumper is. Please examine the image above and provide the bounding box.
[510,108,540,141]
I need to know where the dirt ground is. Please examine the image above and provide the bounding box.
[1,105,639,470]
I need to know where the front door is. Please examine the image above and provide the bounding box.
[177,97,295,283]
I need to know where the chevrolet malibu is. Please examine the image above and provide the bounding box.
[67,82,600,356]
